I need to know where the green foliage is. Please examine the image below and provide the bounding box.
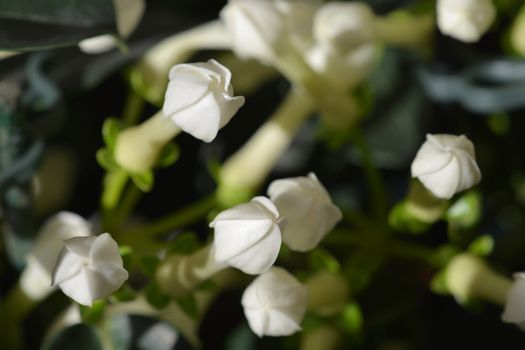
[144,283,171,310]
[340,302,363,334]
[167,232,201,255]
[467,235,494,257]
[130,171,154,192]
[80,300,107,325]
[42,324,103,350]
[175,294,199,319]
[0,0,117,51]
[308,248,342,273]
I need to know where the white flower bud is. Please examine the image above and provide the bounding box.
[163,59,245,143]
[306,1,378,90]
[268,173,342,252]
[411,134,481,200]
[502,273,525,329]
[437,0,496,43]
[79,0,145,53]
[52,233,128,306]
[20,212,92,300]
[210,196,283,275]
[220,0,317,64]
[242,267,307,337]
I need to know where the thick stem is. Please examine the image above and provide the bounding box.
[114,111,181,174]
[131,20,231,104]
[156,245,228,297]
[217,89,314,206]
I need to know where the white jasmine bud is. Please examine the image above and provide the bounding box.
[115,59,244,174]
[20,212,91,300]
[52,233,129,306]
[242,267,307,337]
[502,273,525,329]
[305,1,378,90]
[437,0,496,43]
[268,173,342,252]
[79,0,145,53]
[411,134,481,200]
[445,253,512,305]
[220,0,317,64]
[163,59,245,143]
[210,196,283,275]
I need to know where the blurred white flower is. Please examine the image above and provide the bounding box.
[79,0,145,53]
[437,0,495,43]
[411,134,481,199]
[52,233,128,306]
[220,0,317,64]
[268,173,342,252]
[210,196,284,274]
[20,212,91,300]
[242,267,307,337]
[502,273,525,329]
[163,59,245,143]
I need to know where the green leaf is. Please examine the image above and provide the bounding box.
[308,248,341,273]
[80,300,107,325]
[167,232,201,255]
[144,283,171,310]
[340,302,363,334]
[110,283,137,303]
[388,201,431,234]
[174,294,198,319]
[468,235,494,257]
[446,191,482,229]
[102,118,123,150]
[42,324,103,350]
[0,0,117,51]
[195,279,217,291]
[138,255,160,277]
[131,171,154,192]
[156,143,180,168]
[119,245,134,271]
[96,148,119,171]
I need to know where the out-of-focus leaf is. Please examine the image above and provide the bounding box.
[446,191,482,230]
[308,248,342,273]
[430,269,449,295]
[0,0,117,51]
[138,255,160,277]
[340,302,363,334]
[388,201,431,234]
[96,148,118,171]
[80,300,107,325]
[225,323,257,350]
[468,235,494,257]
[175,294,198,319]
[167,232,201,255]
[42,324,103,350]
[111,283,137,303]
[144,283,171,310]
[102,118,123,149]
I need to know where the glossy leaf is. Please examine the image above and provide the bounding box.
[0,0,117,51]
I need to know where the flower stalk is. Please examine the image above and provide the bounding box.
[217,89,314,206]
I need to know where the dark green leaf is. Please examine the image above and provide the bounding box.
[145,283,171,310]
[167,232,201,255]
[468,235,494,257]
[340,302,363,334]
[308,248,341,273]
[138,255,160,277]
[110,283,137,303]
[175,294,198,319]
[42,324,103,350]
[0,0,117,51]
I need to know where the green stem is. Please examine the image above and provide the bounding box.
[122,89,145,127]
[351,129,388,222]
[120,194,217,243]
[110,183,143,233]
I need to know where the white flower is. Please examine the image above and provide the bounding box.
[79,0,145,53]
[268,173,342,252]
[163,59,245,143]
[241,267,307,337]
[437,0,496,43]
[502,273,525,329]
[305,1,378,90]
[20,212,92,300]
[411,134,481,199]
[220,0,317,64]
[210,196,283,274]
[52,233,129,306]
